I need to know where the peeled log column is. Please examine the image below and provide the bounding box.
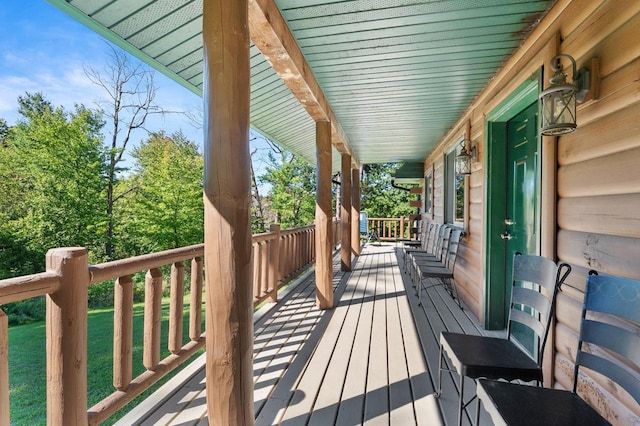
[203,0,254,424]
[46,248,89,426]
[316,121,333,309]
[341,154,352,271]
[351,167,361,256]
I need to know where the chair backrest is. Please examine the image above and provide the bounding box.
[418,221,430,249]
[507,254,570,365]
[442,229,463,270]
[425,223,441,253]
[359,211,368,234]
[434,225,452,261]
[572,272,640,404]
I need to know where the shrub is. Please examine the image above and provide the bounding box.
[2,297,46,325]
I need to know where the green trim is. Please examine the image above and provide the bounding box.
[46,0,203,97]
[484,121,507,329]
[486,78,538,122]
[483,73,540,330]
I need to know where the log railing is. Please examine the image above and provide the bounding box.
[367,217,416,241]
[0,222,332,425]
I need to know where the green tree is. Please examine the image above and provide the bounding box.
[119,131,204,254]
[360,163,415,218]
[0,93,108,323]
[260,148,316,228]
[0,93,108,268]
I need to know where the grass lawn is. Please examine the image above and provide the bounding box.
[8,297,204,425]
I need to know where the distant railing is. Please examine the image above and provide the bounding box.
[367,217,416,241]
[0,222,335,425]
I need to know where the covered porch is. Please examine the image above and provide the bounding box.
[1,0,639,424]
[114,243,494,426]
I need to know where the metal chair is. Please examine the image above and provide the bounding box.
[414,228,463,307]
[436,254,571,426]
[402,222,436,271]
[476,270,640,425]
[359,211,379,245]
[397,219,423,248]
[405,223,446,273]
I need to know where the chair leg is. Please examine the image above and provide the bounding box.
[458,373,465,426]
[436,343,444,397]
[475,396,481,426]
[446,277,463,310]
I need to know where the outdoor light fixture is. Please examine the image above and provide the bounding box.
[455,139,476,176]
[539,54,590,136]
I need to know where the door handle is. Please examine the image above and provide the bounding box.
[500,231,513,240]
[504,218,515,226]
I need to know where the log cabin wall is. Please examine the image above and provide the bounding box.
[422,1,640,423]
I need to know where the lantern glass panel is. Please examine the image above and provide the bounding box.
[541,87,577,135]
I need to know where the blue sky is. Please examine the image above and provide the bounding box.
[0,0,202,148]
[0,0,277,179]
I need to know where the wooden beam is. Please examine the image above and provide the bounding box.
[248,0,358,167]
[351,167,361,256]
[316,121,333,309]
[341,154,352,271]
[202,0,254,424]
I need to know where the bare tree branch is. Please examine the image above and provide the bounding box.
[85,43,173,259]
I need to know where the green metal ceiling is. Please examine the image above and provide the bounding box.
[47,0,554,168]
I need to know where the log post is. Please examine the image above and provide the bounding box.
[351,167,361,256]
[400,217,405,239]
[268,224,281,303]
[203,0,254,424]
[46,247,89,426]
[114,275,133,391]
[0,309,8,426]
[316,120,333,309]
[340,154,352,271]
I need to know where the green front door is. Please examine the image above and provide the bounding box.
[484,75,540,331]
[503,101,539,355]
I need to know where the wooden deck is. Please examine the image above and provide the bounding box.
[116,243,497,426]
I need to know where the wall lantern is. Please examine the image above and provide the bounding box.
[539,54,590,136]
[455,139,476,176]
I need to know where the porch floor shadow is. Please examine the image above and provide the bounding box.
[116,243,497,426]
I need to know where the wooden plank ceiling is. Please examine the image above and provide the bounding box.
[47,0,554,169]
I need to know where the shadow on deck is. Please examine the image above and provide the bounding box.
[116,243,497,426]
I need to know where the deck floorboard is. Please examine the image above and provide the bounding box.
[116,243,500,426]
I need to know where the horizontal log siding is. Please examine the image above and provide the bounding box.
[421,1,640,423]
[555,6,640,422]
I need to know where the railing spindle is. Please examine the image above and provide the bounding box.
[144,268,162,370]
[277,234,283,285]
[268,224,280,303]
[0,309,8,426]
[113,275,133,390]
[189,257,203,341]
[260,242,269,298]
[169,262,184,354]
